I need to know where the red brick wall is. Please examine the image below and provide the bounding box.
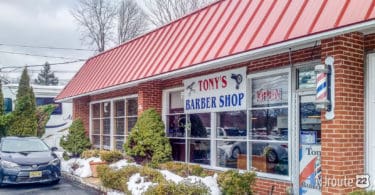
[137,80,162,114]
[73,96,90,134]
[162,46,321,89]
[320,32,365,194]
[253,178,292,195]
[90,86,138,101]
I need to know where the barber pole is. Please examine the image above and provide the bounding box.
[316,72,327,101]
[315,64,330,109]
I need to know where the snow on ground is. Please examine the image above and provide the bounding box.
[127,173,157,195]
[61,157,101,178]
[60,156,221,194]
[159,170,184,183]
[109,159,138,170]
[107,191,125,195]
[187,174,220,195]
[159,170,220,194]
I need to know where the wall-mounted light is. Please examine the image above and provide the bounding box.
[315,56,335,120]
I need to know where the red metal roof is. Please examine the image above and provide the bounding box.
[57,0,375,100]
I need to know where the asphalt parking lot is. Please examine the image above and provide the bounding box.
[0,178,101,195]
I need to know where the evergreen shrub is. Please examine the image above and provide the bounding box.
[60,119,91,157]
[124,108,171,167]
[217,170,256,195]
[99,150,123,163]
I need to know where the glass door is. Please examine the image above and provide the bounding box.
[298,95,322,194]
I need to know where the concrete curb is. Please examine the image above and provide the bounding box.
[61,172,111,193]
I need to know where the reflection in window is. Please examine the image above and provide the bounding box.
[251,108,288,141]
[298,66,316,89]
[216,111,246,169]
[300,101,321,144]
[251,74,288,108]
[189,140,210,165]
[217,111,246,139]
[217,141,247,170]
[249,73,289,176]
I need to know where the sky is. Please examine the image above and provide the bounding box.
[0,0,148,85]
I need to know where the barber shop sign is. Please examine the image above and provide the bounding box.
[183,67,247,114]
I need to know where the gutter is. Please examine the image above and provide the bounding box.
[56,19,375,103]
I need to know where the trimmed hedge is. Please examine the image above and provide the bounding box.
[145,180,209,195]
[217,170,256,195]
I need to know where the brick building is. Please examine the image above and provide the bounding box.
[57,1,375,194]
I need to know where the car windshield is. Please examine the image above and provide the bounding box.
[1,139,50,152]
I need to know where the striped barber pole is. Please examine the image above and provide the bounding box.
[316,72,328,101]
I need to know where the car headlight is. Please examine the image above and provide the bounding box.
[0,160,20,168]
[48,158,60,166]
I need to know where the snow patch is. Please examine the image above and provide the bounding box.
[127,173,157,195]
[159,170,184,183]
[107,190,125,195]
[61,157,102,178]
[109,159,138,170]
[187,174,220,195]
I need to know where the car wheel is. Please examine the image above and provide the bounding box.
[232,147,241,159]
[266,150,278,163]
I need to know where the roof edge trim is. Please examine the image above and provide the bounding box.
[56,19,375,103]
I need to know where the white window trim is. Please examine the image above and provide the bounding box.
[162,87,184,127]
[89,94,138,150]
[248,67,292,181]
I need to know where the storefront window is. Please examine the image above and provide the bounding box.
[249,73,289,176]
[165,70,290,177]
[91,97,138,150]
[188,113,210,165]
[166,90,186,162]
[298,66,316,89]
[216,111,247,169]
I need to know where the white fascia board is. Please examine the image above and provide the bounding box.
[56,20,375,103]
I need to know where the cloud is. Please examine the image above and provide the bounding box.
[0,0,93,83]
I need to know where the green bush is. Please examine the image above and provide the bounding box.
[81,149,100,159]
[350,191,375,195]
[140,166,166,183]
[60,119,91,157]
[217,170,256,195]
[97,164,166,193]
[158,161,215,177]
[124,108,172,167]
[144,180,209,195]
[36,104,57,137]
[99,150,123,163]
[97,164,128,192]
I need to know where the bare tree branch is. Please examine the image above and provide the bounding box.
[117,0,148,43]
[71,0,117,52]
[145,0,215,27]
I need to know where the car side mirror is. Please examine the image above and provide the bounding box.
[51,147,58,152]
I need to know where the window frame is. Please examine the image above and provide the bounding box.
[89,94,138,150]
[247,67,292,181]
